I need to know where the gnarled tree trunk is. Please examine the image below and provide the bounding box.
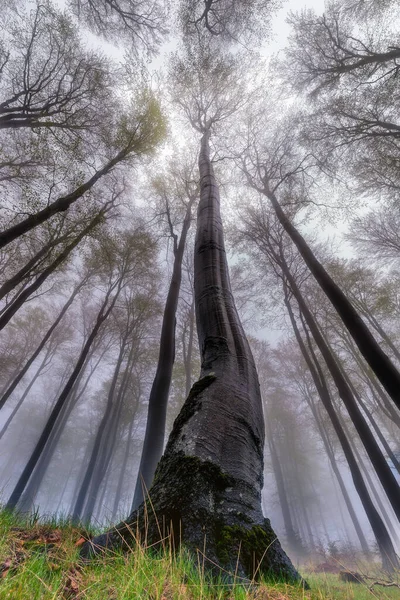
[81,128,299,582]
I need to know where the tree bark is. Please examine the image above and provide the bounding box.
[132,196,196,509]
[6,285,119,510]
[265,187,400,411]
[0,211,102,332]
[304,387,370,554]
[81,128,300,582]
[0,277,87,412]
[284,289,398,569]
[183,299,195,397]
[0,148,126,250]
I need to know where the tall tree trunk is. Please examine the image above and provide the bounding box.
[266,417,302,552]
[77,330,140,522]
[280,260,400,523]
[338,413,400,548]
[81,128,300,582]
[132,197,195,509]
[337,332,400,429]
[0,150,125,250]
[111,417,136,521]
[340,370,400,475]
[72,338,127,522]
[0,277,87,411]
[284,291,398,569]
[0,212,102,332]
[16,354,100,514]
[303,386,370,554]
[6,285,119,510]
[265,188,400,410]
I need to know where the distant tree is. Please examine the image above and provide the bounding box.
[241,112,400,413]
[132,155,198,510]
[68,0,168,51]
[180,0,278,44]
[6,228,156,510]
[73,277,160,523]
[241,205,400,567]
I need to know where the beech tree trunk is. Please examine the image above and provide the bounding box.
[303,386,370,554]
[265,188,400,410]
[72,337,128,522]
[81,128,300,582]
[0,277,87,412]
[0,212,102,332]
[132,197,195,510]
[284,289,398,569]
[266,417,302,553]
[6,286,119,510]
[111,416,136,521]
[279,258,400,523]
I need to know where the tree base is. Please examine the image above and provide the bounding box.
[80,452,301,584]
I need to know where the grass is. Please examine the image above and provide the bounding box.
[0,510,398,599]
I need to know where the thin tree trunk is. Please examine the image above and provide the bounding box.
[0,277,87,411]
[304,387,370,553]
[132,196,196,509]
[77,328,141,523]
[280,260,400,523]
[111,417,135,521]
[339,414,400,549]
[316,329,400,474]
[6,284,120,510]
[0,212,102,331]
[284,290,398,569]
[0,150,127,249]
[72,338,127,522]
[339,333,400,429]
[15,333,112,511]
[266,417,301,551]
[341,372,400,475]
[265,187,400,410]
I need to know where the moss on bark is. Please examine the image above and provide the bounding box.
[81,452,300,584]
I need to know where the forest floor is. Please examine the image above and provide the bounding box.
[0,511,398,600]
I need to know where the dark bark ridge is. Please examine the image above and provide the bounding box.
[81,129,300,583]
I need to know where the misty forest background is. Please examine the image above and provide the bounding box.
[1,0,400,568]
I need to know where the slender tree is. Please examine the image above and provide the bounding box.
[242,130,400,412]
[132,160,198,509]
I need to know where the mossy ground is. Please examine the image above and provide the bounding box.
[0,510,398,599]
